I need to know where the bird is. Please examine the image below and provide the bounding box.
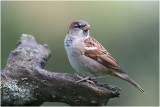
[64,20,144,93]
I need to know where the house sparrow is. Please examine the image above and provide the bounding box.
[64,20,144,93]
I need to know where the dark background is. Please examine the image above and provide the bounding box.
[1,1,159,106]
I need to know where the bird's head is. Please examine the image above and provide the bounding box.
[68,20,91,37]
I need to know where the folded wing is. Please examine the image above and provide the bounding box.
[84,37,125,73]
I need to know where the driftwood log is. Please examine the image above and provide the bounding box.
[1,34,121,106]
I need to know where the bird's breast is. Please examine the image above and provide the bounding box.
[64,36,112,76]
[65,37,84,56]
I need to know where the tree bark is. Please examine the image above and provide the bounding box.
[1,34,121,106]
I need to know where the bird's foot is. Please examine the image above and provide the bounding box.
[76,75,97,85]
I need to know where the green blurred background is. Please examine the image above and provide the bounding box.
[1,1,159,106]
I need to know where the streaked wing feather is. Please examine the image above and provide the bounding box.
[84,37,125,73]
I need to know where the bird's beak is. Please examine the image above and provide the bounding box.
[82,25,91,30]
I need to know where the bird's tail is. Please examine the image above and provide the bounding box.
[114,72,145,93]
[125,75,145,93]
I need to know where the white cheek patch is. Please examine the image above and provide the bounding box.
[85,47,97,50]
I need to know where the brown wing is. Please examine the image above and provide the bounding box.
[84,37,125,73]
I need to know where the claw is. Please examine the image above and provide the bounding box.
[76,75,96,85]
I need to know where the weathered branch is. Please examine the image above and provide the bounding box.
[1,34,121,106]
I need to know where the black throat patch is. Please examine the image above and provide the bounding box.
[83,30,88,37]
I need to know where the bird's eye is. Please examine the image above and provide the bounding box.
[74,24,82,29]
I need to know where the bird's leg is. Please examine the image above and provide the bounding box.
[74,73,83,79]
[76,74,96,85]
